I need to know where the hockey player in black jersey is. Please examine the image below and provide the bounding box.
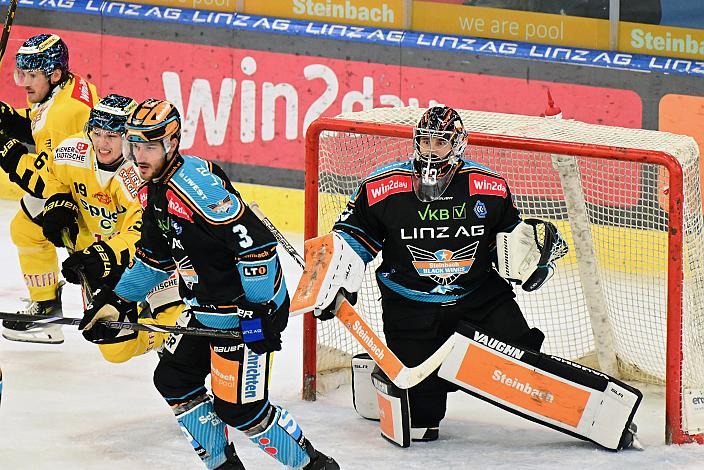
[296,106,641,451]
[78,99,339,469]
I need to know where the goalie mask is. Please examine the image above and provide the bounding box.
[412,106,468,202]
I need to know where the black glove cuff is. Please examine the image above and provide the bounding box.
[91,288,138,321]
[44,193,80,217]
[0,104,32,143]
[0,135,28,175]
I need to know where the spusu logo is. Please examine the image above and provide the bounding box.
[366,174,412,205]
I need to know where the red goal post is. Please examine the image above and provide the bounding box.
[303,107,704,445]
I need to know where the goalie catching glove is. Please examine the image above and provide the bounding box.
[290,231,366,320]
[79,287,138,343]
[496,219,568,291]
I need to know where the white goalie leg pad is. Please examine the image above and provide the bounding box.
[371,367,411,448]
[352,353,380,420]
[438,323,642,451]
[290,232,366,315]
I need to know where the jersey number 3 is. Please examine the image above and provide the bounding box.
[233,224,253,248]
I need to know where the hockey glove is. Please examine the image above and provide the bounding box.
[62,241,126,291]
[0,132,28,176]
[42,193,80,248]
[239,300,287,355]
[0,102,32,143]
[80,287,138,343]
[314,289,357,321]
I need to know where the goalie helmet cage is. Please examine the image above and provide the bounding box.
[303,107,704,445]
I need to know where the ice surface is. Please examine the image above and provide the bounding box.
[0,200,702,469]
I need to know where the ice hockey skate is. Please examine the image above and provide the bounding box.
[304,441,340,470]
[2,281,65,344]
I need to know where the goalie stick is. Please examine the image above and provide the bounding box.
[0,311,243,339]
[248,202,455,390]
[0,0,17,69]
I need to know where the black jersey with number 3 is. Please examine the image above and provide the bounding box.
[332,159,521,304]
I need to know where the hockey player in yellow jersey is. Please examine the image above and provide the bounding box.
[41,94,142,292]
[40,93,185,364]
[0,33,98,344]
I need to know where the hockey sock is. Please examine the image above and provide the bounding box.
[174,393,229,469]
[241,404,311,469]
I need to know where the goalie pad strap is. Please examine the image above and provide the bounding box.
[372,368,411,448]
[438,323,642,450]
[290,232,366,315]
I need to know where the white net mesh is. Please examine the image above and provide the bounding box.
[310,107,704,433]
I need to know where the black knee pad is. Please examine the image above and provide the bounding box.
[213,397,270,429]
[152,361,206,405]
[152,362,175,399]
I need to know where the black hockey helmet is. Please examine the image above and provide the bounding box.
[86,94,138,135]
[15,34,69,75]
[412,106,467,202]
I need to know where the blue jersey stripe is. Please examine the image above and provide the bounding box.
[377,274,475,303]
[115,257,171,302]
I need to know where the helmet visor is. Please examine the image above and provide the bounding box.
[13,68,45,86]
[123,138,172,163]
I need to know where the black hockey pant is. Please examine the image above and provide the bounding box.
[153,312,272,428]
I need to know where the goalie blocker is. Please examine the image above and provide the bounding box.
[439,323,641,451]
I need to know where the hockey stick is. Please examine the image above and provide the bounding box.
[248,202,455,389]
[250,202,304,268]
[61,228,95,304]
[0,311,242,339]
[0,0,17,69]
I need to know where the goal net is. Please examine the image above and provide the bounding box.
[303,107,704,445]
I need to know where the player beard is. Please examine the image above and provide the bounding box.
[137,154,170,181]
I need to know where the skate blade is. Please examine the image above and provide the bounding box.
[2,329,65,345]
[631,437,645,451]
